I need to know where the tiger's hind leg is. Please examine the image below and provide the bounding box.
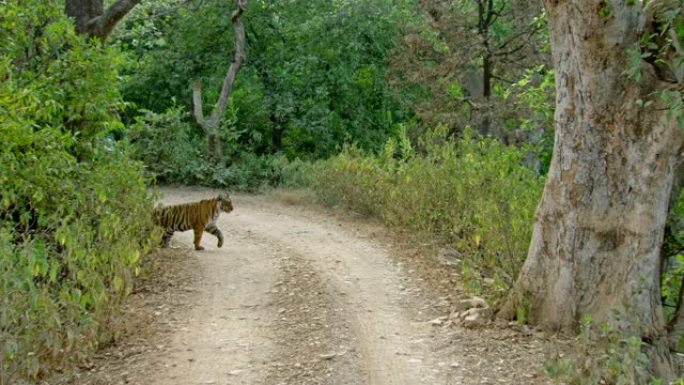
[193,225,205,250]
[161,230,174,248]
[205,224,224,248]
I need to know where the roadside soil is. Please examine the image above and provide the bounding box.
[67,186,568,385]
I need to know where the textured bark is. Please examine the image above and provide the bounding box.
[271,122,283,152]
[192,0,248,160]
[476,0,495,135]
[499,0,684,379]
[65,0,141,42]
[476,0,494,100]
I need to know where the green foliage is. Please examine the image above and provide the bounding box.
[388,0,550,136]
[271,156,319,189]
[127,105,311,190]
[547,316,654,385]
[209,152,280,190]
[114,0,412,160]
[662,89,684,129]
[0,2,155,382]
[182,152,318,191]
[597,1,613,18]
[660,189,684,350]
[503,65,555,173]
[129,105,208,184]
[115,0,555,193]
[504,65,555,131]
[308,126,543,300]
[625,2,684,129]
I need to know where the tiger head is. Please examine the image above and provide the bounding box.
[218,193,234,213]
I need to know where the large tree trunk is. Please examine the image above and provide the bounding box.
[498,0,684,379]
[65,0,141,42]
[193,0,247,161]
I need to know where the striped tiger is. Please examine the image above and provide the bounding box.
[153,193,234,251]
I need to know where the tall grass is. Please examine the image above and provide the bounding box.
[309,126,544,300]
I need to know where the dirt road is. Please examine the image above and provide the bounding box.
[73,187,559,385]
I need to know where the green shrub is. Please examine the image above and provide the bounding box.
[129,106,209,184]
[1,3,155,382]
[211,152,281,190]
[272,156,319,189]
[310,126,544,300]
[128,106,321,191]
[546,316,656,385]
[660,189,684,350]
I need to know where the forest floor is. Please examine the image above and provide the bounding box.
[64,186,570,385]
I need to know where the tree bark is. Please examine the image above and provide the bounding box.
[65,0,141,42]
[192,0,248,160]
[476,0,494,101]
[498,0,684,379]
[475,0,495,135]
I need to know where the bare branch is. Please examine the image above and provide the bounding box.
[496,22,544,53]
[493,43,527,58]
[208,0,247,127]
[149,0,193,17]
[87,0,142,41]
[491,74,514,84]
[193,80,206,129]
[484,0,495,27]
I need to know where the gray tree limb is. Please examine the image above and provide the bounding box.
[88,0,142,41]
[207,0,247,128]
[193,0,247,131]
[191,0,248,159]
[193,80,206,127]
[66,0,142,41]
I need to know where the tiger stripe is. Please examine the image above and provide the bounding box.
[153,194,233,250]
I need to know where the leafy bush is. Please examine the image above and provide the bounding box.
[273,156,319,189]
[660,189,684,350]
[1,3,155,382]
[209,152,280,190]
[310,126,544,300]
[128,106,324,191]
[207,153,319,191]
[129,106,209,184]
[546,316,656,385]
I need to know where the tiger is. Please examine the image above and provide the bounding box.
[153,193,234,251]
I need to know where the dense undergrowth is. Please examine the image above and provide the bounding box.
[129,105,317,191]
[1,3,155,383]
[307,126,544,301]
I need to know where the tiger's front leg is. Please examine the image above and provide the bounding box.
[193,225,205,250]
[161,230,174,248]
[205,224,224,248]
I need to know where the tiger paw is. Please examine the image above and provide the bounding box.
[217,240,223,248]
[195,245,205,251]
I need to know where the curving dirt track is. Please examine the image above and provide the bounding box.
[69,187,562,385]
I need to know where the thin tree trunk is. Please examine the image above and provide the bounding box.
[498,1,684,379]
[270,112,283,152]
[65,0,141,42]
[480,53,492,135]
[476,0,494,135]
[192,0,248,160]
